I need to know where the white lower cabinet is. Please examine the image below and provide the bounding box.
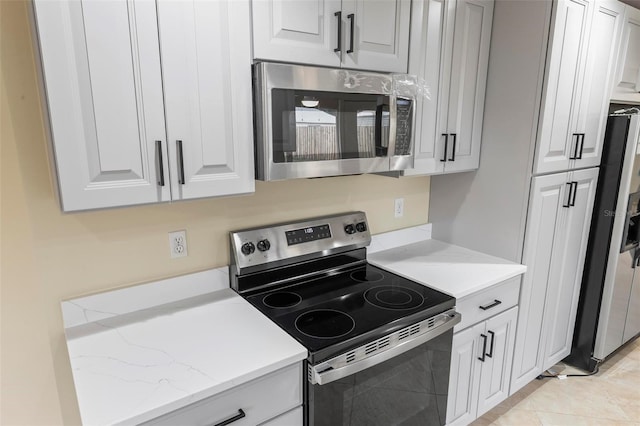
[141,363,302,426]
[510,168,598,394]
[446,279,520,426]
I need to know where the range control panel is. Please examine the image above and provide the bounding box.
[230,211,371,274]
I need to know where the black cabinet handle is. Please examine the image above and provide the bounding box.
[487,330,495,358]
[449,133,457,161]
[334,11,342,52]
[177,140,185,185]
[155,140,165,187]
[440,134,449,162]
[479,299,502,311]
[213,409,246,426]
[478,334,488,362]
[570,133,580,160]
[570,181,578,206]
[347,13,355,53]
[577,133,585,159]
[563,182,573,208]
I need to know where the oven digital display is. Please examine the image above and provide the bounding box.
[286,224,331,246]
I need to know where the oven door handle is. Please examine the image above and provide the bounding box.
[310,311,461,385]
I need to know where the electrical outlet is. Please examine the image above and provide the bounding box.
[169,230,188,258]
[394,198,404,218]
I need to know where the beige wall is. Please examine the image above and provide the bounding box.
[0,1,430,424]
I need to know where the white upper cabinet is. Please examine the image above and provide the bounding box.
[252,0,411,73]
[251,0,342,68]
[444,0,493,173]
[612,5,640,103]
[576,1,626,169]
[157,0,255,200]
[33,0,170,211]
[407,0,493,176]
[534,0,625,175]
[33,0,254,211]
[340,0,411,72]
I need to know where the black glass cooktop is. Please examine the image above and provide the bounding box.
[245,263,454,361]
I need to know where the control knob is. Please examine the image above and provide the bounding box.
[356,221,367,232]
[344,224,356,235]
[257,239,271,252]
[241,242,255,255]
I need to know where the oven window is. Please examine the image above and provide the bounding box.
[307,330,452,426]
[271,89,390,163]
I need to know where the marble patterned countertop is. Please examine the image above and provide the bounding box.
[61,224,525,425]
[368,239,527,299]
[63,288,306,425]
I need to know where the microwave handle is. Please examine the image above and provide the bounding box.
[375,103,388,156]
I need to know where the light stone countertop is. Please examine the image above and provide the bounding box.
[64,288,307,426]
[368,239,527,299]
[61,226,524,425]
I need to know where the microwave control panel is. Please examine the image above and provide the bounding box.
[395,98,413,156]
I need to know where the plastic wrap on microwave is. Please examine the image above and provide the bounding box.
[331,69,393,94]
[392,74,431,100]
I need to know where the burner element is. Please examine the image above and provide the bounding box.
[364,286,425,310]
[295,309,355,339]
[263,292,302,308]
[350,270,384,283]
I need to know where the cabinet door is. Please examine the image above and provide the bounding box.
[511,172,569,394]
[158,0,255,200]
[443,0,493,173]
[476,307,518,417]
[446,323,484,426]
[33,0,170,211]
[534,0,591,175]
[252,0,341,67]
[613,5,640,98]
[405,0,450,175]
[340,0,411,72]
[542,168,598,369]
[575,0,625,170]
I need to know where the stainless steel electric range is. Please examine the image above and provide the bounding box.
[229,212,460,426]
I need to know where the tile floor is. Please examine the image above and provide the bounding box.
[471,338,640,425]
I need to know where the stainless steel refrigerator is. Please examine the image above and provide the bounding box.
[567,108,640,371]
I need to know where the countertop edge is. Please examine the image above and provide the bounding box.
[115,351,308,426]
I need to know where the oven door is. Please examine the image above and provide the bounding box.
[305,312,459,426]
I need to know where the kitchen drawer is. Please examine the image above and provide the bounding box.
[455,277,521,332]
[260,406,302,426]
[142,363,302,426]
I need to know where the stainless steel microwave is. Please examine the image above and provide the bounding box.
[253,62,415,181]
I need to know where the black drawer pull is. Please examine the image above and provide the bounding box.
[478,333,488,362]
[213,409,246,426]
[479,299,502,311]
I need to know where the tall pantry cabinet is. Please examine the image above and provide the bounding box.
[32,0,255,211]
[510,0,625,394]
[428,0,627,399]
